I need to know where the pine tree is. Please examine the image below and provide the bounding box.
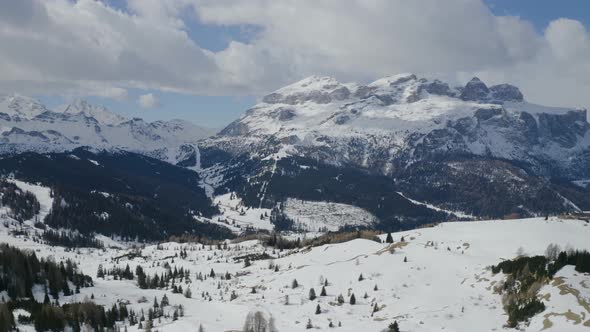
[315,304,321,314]
[43,289,51,305]
[97,264,105,278]
[337,294,344,304]
[153,296,159,310]
[404,256,407,263]
[0,304,15,332]
[349,293,356,305]
[320,286,327,296]
[309,288,316,300]
[358,273,364,281]
[388,321,400,332]
[161,294,169,307]
[386,232,393,243]
[292,279,298,288]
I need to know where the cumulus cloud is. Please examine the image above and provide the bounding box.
[1,0,590,110]
[138,93,159,108]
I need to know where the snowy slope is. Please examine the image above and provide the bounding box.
[9,179,53,223]
[283,198,377,232]
[209,193,274,232]
[1,206,589,332]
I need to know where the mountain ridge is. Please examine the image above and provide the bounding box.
[2,74,590,227]
[0,94,217,164]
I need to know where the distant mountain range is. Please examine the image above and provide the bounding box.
[0,95,216,164]
[1,74,589,235]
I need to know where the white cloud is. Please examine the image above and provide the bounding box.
[1,0,590,111]
[95,87,128,101]
[138,93,159,108]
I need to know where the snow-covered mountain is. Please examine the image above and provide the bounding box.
[200,74,590,221]
[0,94,216,164]
[57,99,127,126]
[212,74,589,177]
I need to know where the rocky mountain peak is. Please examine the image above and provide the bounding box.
[0,94,49,119]
[460,77,524,103]
[58,99,127,126]
[262,75,350,105]
[460,77,490,101]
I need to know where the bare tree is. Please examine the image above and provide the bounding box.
[243,311,277,332]
[545,243,561,261]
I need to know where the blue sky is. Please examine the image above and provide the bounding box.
[485,0,590,31]
[8,0,590,128]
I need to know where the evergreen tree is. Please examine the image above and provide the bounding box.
[153,297,159,310]
[184,287,192,298]
[388,321,400,332]
[0,304,14,332]
[309,288,317,300]
[315,304,321,314]
[386,232,393,243]
[97,264,105,278]
[320,286,327,296]
[350,293,356,305]
[161,294,169,307]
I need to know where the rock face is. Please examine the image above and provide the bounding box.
[200,74,590,221]
[460,77,490,101]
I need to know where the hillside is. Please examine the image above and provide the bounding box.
[0,148,231,241]
[0,201,588,331]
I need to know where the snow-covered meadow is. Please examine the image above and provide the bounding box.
[1,214,589,332]
[0,180,588,331]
